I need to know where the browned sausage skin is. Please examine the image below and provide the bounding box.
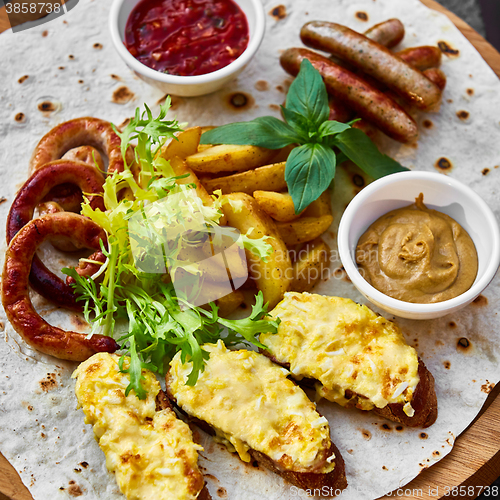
[30,117,126,174]
[364,18,405,48]
[396,46,442,71]
[300,21,442,111]
[423,68,447,91]
[2,212,118,361]
[38,146,106,214]
[6,160,105,310]
[280,48,418,143]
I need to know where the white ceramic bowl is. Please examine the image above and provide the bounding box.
[338,171,500,320]
[109,0,265,97]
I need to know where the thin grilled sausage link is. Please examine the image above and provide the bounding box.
[2,212,118,361]
[280,48,418,143]
[301,21,442,111]
[6,160,105,310]
[364,18,405,48]
[396,46,442,71]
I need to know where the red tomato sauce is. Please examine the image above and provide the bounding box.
[125,0,249,77]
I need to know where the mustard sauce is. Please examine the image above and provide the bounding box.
[356,194,478,303]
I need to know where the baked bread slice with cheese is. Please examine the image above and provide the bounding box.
[73,352,211,500]
[165,340,347,495]
[260,292,438,428]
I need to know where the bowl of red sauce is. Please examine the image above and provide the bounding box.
[109,0,265,96]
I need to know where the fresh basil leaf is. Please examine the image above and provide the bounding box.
[285,59,329,128]
[285,143,336,213]
[318,120,351,138]
[333,128,408,179]
[280,106,315,142]
[200,117,301,149]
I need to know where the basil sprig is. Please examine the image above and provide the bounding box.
[201,59,408,213]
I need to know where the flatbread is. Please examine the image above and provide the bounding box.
[0,0,499,499]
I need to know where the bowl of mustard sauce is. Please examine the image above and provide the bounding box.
[338,171,500,320]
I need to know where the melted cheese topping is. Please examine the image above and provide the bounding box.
[168,341,335,473]
[73,353,204,500]
[260,293,420,415]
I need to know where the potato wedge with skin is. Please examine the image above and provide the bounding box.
[289,238,331,292]
[186,144,279,174]
[276,214,334,246]
[215,290,245,317]
[170,157,227,225]
[198,126,216,153]
[157,127,202,161]
[170,157,213,207]
[302,190,332,218]
[222,193,292,309]
[253,191,304,222]
[203,162,287,195]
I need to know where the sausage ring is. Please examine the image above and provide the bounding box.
[30,117,126,174]
[38,146,106,214]
[30,117,132,212]
[2,212,118,361]
[7,160,106,310]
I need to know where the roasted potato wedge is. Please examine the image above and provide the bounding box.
[253,191,303,222]
[157,127,201,161]
[302,190,333,218]
[198,126,216,153]
[222,193,291,308]
[215,290,245,317]
[289,238,331,292]
[203,162,286,195]
[186,144,279,174]
[276,214,334,246]
[170,157,213,207]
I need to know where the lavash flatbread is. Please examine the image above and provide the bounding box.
[0,0,499,499]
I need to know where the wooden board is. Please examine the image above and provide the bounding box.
[0,1,500,499]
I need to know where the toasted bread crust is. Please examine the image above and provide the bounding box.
[261,350,437,428]
[155,390,213,500]
[165,375,347,494]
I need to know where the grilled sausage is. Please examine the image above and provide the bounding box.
[6,160,105,310]
[280,48,418,143]
[423,67,447,91]
[397,45,442,71]
[364,18,405,48]
[300,21,442,111]
[30,117,126,173]
[37,146,106,214]
[2,212,118,361]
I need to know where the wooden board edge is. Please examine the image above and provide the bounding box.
[1,2,500,500]
[420,0,500,78]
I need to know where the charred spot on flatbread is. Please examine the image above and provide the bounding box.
[457,337,471,352]
[255,80,269,91]
[355,11,368,21]
[18,75,29,84]
[482,168,490,176]
[422,119,433,129]
[225,92,254,111]
[435,157,452,171]
[269,5,286,20]
[112,86,135,104]
[352,173,365,187]
[456,110,469,121]
[93,43,103,50]
[473,295,488,306]
[438,41,459,57]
